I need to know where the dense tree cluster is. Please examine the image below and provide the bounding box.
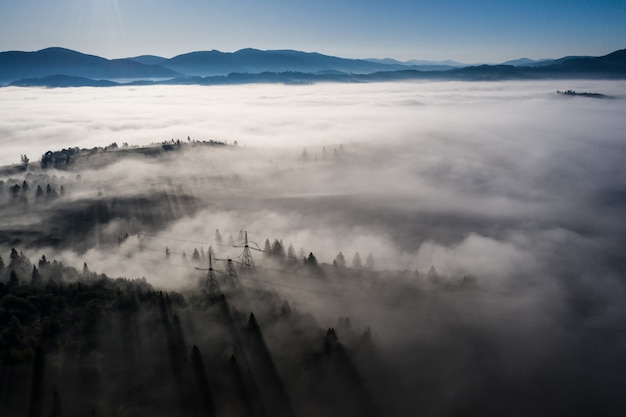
[0,175,67,209]
[0,248,377,417]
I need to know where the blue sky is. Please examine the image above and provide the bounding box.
[1,0,624,62]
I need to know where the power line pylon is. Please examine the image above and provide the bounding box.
[204,253,220,297]
[234,231,263,274]
[226,258,240,288]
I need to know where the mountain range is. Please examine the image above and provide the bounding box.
[1,47,625,87]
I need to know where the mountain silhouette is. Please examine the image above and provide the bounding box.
[127,54,169,66]
[161,48,414,76]
[1,47,625,87]
[0,47,179,83]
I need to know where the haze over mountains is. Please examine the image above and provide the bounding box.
[1,47,625,87]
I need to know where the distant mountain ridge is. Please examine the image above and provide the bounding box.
[1,47,625,87]
[0,47,179,83]
[156,48,415,76]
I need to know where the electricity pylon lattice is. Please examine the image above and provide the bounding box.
[226,259,240,287]
[204,253,220,297]
[235,231,261,274]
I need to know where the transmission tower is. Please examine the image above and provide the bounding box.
[225,258,240,287]
[234,231,263,274]
[204,253,220,297]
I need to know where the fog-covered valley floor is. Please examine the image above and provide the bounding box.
[1,81,626,417]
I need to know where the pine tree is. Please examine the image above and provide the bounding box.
[334,251,346,268]
[9,247,20,270]
[272,239,285,258]
[38,255,49,269]
[9,270,19,287]
[352,252,362,270]
[248,312,258,329]
[287,244,297,265]
[35,185,44,199]
[31,266,42,286]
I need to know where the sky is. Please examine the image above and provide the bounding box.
[0,0,624,62]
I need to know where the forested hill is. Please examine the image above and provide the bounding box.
[0,249,379,417]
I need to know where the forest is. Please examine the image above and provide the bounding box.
[1,132,626,417]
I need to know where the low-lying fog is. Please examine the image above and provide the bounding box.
[2,80,626,415]
[2,80,625,274]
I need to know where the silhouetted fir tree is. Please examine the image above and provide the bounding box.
[11,183,20,198]
[9,247,20,269]
[248,312,258,330]
[59,185,65,197]
[165,247,171,258]
[352,252,362,270]
[22,180,30,192]
[215,229,222,245]
[46,184,52,197]
[324,328,339,353]
[306,252,318,266]
[182,251,187,261]
[334,252,346,268]
[338,317,351,331]
[9,270,19,287]
[264,239,271,257]
[31,266,42,287]
[272,239,285,258]
[38,255,50,270]
[35,185,44,199]
[192,248,200,262]
[82,262,89,276]
[286,244,297,265]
